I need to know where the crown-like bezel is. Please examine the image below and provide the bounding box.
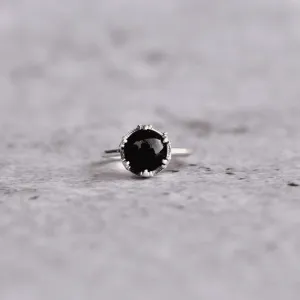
[119,125,172,177]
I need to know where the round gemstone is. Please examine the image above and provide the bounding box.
[123,129,169,175]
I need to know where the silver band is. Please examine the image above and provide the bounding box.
[102,148,192,160]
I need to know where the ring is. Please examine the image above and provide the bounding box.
[102,125,192,177]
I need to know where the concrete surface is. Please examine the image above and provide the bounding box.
[0,0,300,299]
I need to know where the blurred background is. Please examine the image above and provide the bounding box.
[0,0,300,299]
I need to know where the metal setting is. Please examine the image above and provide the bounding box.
[102,125,192,177]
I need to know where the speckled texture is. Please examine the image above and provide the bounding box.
[1,0,300,299]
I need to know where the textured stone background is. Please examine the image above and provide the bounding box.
[0,0,300,299]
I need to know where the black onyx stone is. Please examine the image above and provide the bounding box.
[124,129,168,175]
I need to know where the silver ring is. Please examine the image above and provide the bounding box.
[102,125,192,178]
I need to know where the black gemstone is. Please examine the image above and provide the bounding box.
[124,129,168,175]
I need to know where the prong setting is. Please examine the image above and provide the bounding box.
[120,138,128,148]
[139,170,154,178]
[119,125,172,177]
[140,125,152,130]
[162,159,169,166]
[161,159,170,169]
[162,132,169,144]
[121,160,131,170]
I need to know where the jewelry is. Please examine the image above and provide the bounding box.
[102,125,192,177]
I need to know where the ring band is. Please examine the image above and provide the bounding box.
[102,148,192,159]
[102,125,192,178]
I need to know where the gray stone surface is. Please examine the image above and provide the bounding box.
[0,0,300,299]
